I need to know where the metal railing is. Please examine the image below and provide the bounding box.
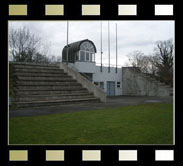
[95,63,123,68]
[79,73,92,82]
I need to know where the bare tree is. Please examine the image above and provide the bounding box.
[154,39,174,86]
[154,39,173,68]
[45,55,62,64]
[125,39,174,86]
[9,27,40,62]
[56,56,62,62]
[39,40,51,57]
[148,55,159,76]
[32,52,50,64]
[9,27,51,63]
[126,50,150,73]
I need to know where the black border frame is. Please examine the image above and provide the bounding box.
[1,0,181,166]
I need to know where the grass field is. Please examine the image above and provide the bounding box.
[9,103,173,144]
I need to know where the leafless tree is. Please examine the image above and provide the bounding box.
[126,50,151,73]
[154,39,173,68]
[9,27,51,63]
[148,55,159,76]
[154,39,174,86]
[126,39,174,86]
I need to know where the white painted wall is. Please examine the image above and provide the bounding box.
[74,62,96,73]
[93,66,123,96]
[67,62,123,96]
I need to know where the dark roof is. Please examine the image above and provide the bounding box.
[63,39,97,53]
[62,39,97,63]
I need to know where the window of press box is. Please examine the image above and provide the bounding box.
[117,82,120,88]
[94,82,99,86]
[99,82,104,89]
[78,41,95,62]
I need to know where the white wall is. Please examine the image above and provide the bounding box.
[67,62,123,96]
[74,62,96,73]
[93,66,123,96]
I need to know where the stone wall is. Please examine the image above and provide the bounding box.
[122,67,172,96]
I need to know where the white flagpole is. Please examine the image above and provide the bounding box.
[116,23,118,73]
[101,21,103,72]
[66,21,69,64]
[108,21,110,73]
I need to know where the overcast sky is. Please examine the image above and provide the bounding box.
[9,21,174,66]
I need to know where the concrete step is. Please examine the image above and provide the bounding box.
[142,75,156,81]
[142,76,171,88]
[159,85,172,89]
[14,93,94,102]
[16,89,88,95]
[13,68,65,74]
[12,65,60,70]
[15,85,83,91]
[16,92,93,98]
[14,72,69,77]
[156,82,168,86]
[139,74,155,81]
[16,76,72,81]
[16,76,76,82]
[16,81,80,86]
[10,62,60,69]
[10,62,102,107]
[14,97,100,108]
[154,82,164,85]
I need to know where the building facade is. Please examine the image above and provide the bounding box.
[62,39,172,97]
[62,39,122,96]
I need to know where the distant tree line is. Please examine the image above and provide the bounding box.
[126,39,174,87]
[9,27,62,64]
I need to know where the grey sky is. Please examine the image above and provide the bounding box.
[9,21,174,66]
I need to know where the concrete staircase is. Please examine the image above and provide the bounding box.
[9,62,100,108]
[122,67,173,97]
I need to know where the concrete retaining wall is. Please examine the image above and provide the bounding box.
[58,62,107,102]
[122,67,172,96]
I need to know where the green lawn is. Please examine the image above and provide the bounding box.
[9,103,173,144]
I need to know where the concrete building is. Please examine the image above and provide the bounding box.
[9,39,173,108]
[62,39,122,96]
[62,39,173,97]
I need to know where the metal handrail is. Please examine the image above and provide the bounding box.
[79,73,92,82]
[95,63,123,68]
